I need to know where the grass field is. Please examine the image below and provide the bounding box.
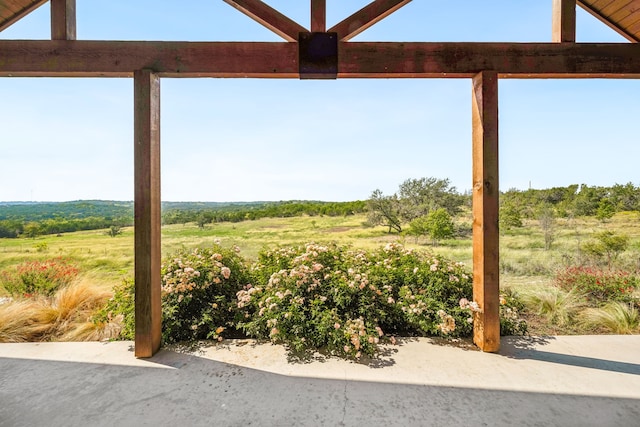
[1,212,639,337]
[1,211,639,290]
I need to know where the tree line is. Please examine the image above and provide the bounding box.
[0,200,367,238]
[366,179,640,242]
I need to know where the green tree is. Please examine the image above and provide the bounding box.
[367,189,403,233]
[499,202,523,231]
[582,231,629,269]
[397,177,464,221]
[538,205,556,251]
[107,225,122,237]
[423,208,455,245]
[596,198,616,222]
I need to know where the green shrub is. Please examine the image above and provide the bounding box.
[96,242,527,358]
[239,242,475,359]
[161,245,251,343]
[498,288,529,335]
[555,266,639,303]
[92,279,135,340]
[0,258,79,297]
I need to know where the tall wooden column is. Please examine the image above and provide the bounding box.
[552,0,576,43]
[50,0,76,40]
[134,69,162,358]
[471,71,500,352]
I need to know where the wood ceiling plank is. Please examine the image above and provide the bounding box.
[0,0,47,32]
[601,0,635,15]
[577,0,640,42]
[328,0,412,41]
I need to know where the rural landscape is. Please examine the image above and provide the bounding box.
[1,177,639,358]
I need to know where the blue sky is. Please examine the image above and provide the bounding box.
[1,0,638,202]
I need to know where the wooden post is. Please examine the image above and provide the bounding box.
[552,0,576,43]
[134,69,162,358]
[471,71,500,353]
[311,0,326,32]
[51,0,76,40]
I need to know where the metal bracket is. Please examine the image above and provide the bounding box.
[298,32,337,79]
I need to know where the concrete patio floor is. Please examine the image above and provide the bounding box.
[0,335,639,427]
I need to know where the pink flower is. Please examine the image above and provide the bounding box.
[334,323,340,329]
[221,267,231,279]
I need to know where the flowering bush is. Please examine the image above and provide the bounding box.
[238,243,475,359]
[92,279,135,340]
[161,244,251,343]
[0,258,79,297]
[555,266,639,303]
[498,292,528,335]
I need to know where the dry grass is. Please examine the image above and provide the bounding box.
[521,287,587,327]
[580,302,640,334]
[0,278,112,343]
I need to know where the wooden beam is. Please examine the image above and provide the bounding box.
[328,0,412,41]
[553,0,576,43]
[311,0,326,32]
[337,42,640,78]
[471,71,500,353]
[0,41,299,77]
[222,0,307,42]
[134,69,162,358]
[1,40,640,78]
[51,0,76,40]
[0,0,48,32]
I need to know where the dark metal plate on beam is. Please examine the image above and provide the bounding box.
[298,32,337,79]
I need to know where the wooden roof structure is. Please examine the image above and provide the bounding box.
[1,0,639,358]
[2,0,640,42]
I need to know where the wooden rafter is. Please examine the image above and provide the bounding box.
[222,0,307,42]
[2,40,639,78]
[311,0,326,32]
[553,0,576,43]
[50,0,76,40]
[328,0,412,41]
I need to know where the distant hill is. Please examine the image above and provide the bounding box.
[0,199,367,238]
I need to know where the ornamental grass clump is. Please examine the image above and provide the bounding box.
[581,301,639,334]
[239,242,476,359]
[161,244,251,343]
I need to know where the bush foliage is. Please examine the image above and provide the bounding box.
[0,258,79,297]
[160,244,252,343]
[555,266,639,303]
[88,242,528,359]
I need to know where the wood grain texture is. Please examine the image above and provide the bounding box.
[578,0,640,42]
[50,0,76,40]
[328,0,412,41]
[471,71,500,353]
[0,0,47,32]
[222,0,307,42]
[1,40,640,78]
[134,69,162,358]
[553,0,576,42]
[311,0,326,32]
